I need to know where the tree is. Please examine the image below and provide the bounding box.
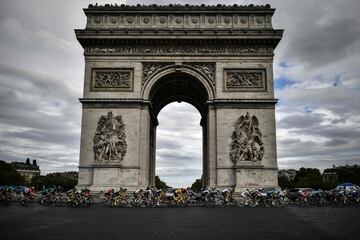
[0,160,25,185]
[324,165,360,186]
[278,175,292,189]
[30,173,77,191]
[155,176,169,189]
[190,179,203,192]
[292,167,323,189]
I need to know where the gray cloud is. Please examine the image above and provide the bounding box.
[277,113,326,129]
[156,103,202,187]
[2,129,80,146]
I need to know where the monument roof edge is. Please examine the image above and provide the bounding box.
[83,4,275,14]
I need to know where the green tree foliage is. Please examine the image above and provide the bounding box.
[30,173,77,191]
[190,179,203,192]
[0,160,25,185]
[278,175,292,189]
[324,165,360,186]
[292,167,323,189]
[155,176,169,189]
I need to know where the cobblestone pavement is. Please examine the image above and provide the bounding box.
[0,205,359,240]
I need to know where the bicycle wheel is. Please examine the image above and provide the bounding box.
[264,198,272,208]
[228,198,237,207]
[4,197,12,206]
[275,199,285,207]
[18,199,26,206]
[248,199,257,208]
[296,198,305,207]
[112,199,119,207]
[140,199,147,208]
[54,197,63,206]
[86,197,94,207]
[237,197,246,207]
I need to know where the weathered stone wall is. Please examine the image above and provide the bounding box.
[215,108,277,189]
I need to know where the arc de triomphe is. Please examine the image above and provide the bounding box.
[75,4,283,192]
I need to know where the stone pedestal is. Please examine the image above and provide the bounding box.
[90,163,140,191]
[234,161,276,192]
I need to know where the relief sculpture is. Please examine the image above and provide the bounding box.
[226,71,263,88]
[230,113,264,163]
[94,71,130,88]
[188,63,215,85]
[143,63,173,84]
[85,46,273,56]
[224,69,266,91]
[142,62,215,85]
[93,112,127,162]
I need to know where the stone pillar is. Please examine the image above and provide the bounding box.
[207,107,217,188]
[201,119,208,188]
[77,104,151,191]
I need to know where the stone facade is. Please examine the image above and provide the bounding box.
[11,159,40,182]
[322,172,338,182]
[75,4,283,191]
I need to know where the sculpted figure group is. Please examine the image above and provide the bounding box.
[93,112,127,162]
[230,112,264,163]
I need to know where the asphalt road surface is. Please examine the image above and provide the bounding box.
[1,205,359,240]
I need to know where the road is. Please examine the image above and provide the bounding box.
[0,205,359,240]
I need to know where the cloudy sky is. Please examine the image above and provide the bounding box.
[0,0,359,187]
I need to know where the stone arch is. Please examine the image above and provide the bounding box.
[144,67,213,188]
[76,4,282,192]
[141,64,215,103]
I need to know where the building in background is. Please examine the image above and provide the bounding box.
[11,158,40,182]
[332,164,359,169]
[322,172,338,182]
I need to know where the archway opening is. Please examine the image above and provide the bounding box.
[147,71,210,189]
[156,102,202,188]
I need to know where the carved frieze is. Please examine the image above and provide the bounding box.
[143,63,174,84]
[91,69,133,91]
[224,69,266,91]
[230,113,264,164]
[142,62,216,86]
[85,46,274,56]
[93,112,127,162]
[187,63,215,86]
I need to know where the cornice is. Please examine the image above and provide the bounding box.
[81,4,279,31]
[85,4,274,13]
[210,99,278,104]
[76,37,282,52]
[75,29,283,37]
[79,98,150,104]
[79,98,278,104]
